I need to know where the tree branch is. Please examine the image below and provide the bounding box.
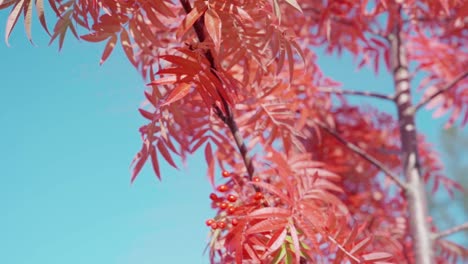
[432,222,468,240]
[315,121,407,190]
[327,235,360,263]
[388,7,433,262]
[414,70,468,112]
[318,87,395,100]
[180,0,255,180]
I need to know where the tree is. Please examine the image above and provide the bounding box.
[427,127,468,244]
[1,0,467,263]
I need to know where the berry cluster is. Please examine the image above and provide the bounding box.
[205,171,264,231]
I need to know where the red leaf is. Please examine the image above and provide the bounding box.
[80,32,112,42]
[289,223,301,264]
[349,236,372,255]
[246,218,288,234]
[120,29,137,67]
[156,140,178,169]
[5,0,24,46]
[248,207,291,219]
[130,142,150,183]
[204,8,222,53]
[361,252,393,261]
[100,34,117,65]
[265,228,287,255]
[160,55,201,73]
[161,83,192,106]
[138,108,156,120]
[147,76,178,86]
[35,0,50,35]
[176,2,207,39]
[150,146,161,180]
[204,142,215,187]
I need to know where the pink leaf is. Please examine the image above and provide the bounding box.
[176,2,207,39]
[204,142,215,187]
[161,83,192,106]
[204,8,222,53]
[248,207,291,219]
[246,218,288,234]
[100,34,117,65]
[362,252,393,261]
[157,140,178,169]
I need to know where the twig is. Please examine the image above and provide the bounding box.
[414,70,468,112]
[432,222,468,240]
[327,235,361,263]
[316,121,407,190]
[318,87,394,100]
[179,0,255,180]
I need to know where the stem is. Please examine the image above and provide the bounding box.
[318,87,394,100]
[388,6,433,263]
[179,0,255,180]
[413,70,468,112]
[327,235,361,263]
[432,222,468,240]
[316,121,407,190]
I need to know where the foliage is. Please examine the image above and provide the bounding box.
[2,0,467,263]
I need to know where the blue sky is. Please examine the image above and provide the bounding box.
[0,10,465,264]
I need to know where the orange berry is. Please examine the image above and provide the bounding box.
[231,218,239,226]
[211,222,218,229]
[253,177,261,182]
[222,171,230,178]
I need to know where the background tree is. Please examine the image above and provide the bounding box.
[1,0,467,263]
[427,127,468,244]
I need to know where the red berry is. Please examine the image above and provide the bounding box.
[219,202,229,210]
[227,194,237,202]
[254,192,263,200]
[231,219,239,226]
[218,221,227,229]
[222,171,230,178]
[227,206,236,214]
[217,184,229,192]
[211,222,218,229]
[253,177,260,182]
[206,219,215,226]
[209,193,219,201]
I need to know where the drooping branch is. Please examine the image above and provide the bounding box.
[413,70,468,112]
[431,222,468,240]
[179,0,255,180]
[318,87,395,100]
[316,121,407,190]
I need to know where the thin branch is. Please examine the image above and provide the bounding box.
[327,235,361,263]
[318,87,395,100]
[414,70,468,112]
[180,0,255,180]
[316,121,408,190]
[432,222,468,240]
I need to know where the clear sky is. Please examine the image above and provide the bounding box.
[0,11,465,264]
